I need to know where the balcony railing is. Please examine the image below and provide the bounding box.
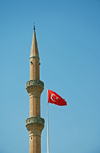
[25,117,45,126]
[26,80,44,89]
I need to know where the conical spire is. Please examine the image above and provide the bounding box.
[30,26,39,58]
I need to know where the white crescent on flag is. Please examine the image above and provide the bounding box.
[51,94,59,102]
[51,94,56,102]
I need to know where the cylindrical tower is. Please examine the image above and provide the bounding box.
[25,26,44,153]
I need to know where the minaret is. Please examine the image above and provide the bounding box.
[25,26,44,153]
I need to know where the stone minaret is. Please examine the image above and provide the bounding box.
[25,26,44,153]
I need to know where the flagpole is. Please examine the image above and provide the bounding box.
[47,88,50,153]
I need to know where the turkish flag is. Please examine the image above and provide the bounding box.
[48,89,67,106]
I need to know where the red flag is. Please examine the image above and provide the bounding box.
[48,89,67,106]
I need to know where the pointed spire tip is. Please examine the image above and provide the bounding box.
[33,23,35,31]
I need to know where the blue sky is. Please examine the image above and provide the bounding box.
[0,0,100,153]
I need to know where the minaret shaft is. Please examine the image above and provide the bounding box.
[29,95,40,117]
[26,27,44,153]
[29,135,41,153]
[30,57,40,80]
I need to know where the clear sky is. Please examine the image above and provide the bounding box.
[0,0,100,153]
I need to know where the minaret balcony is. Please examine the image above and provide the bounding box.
[25,117,44,125]
[26,80,44,94]
[25,117,45,134]
[26,80,44,89]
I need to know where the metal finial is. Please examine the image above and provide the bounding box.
[33,23,35,31]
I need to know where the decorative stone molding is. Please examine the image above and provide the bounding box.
[26,80,44,88]
[26,80,44,94]
[26,117,44,125]
[25,117,45,135]
[29,130,41,136]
